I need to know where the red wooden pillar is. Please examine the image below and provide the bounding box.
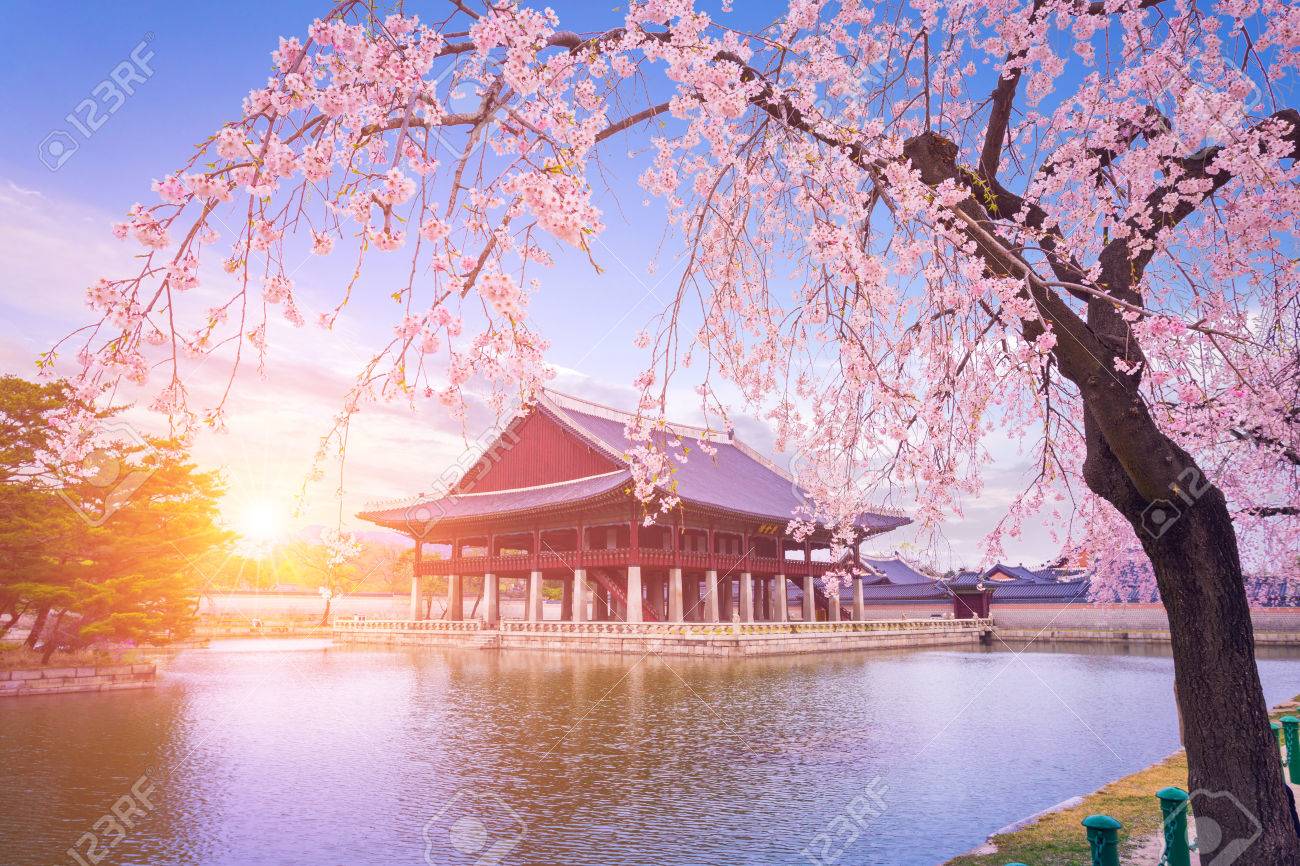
[447,537,462,621]
[411,538,423,620]
[577,520,586,568]
[673,512,682,568]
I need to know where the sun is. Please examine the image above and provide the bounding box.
[232,499,286,553]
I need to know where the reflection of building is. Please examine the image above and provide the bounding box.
[358,391,910,624]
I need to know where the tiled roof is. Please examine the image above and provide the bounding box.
[539,391,911,532]
[861,555,936,585]
[358,470,631,528]
[980,563,1088,584]
[987,581,1092,602]
[856,582,949,601]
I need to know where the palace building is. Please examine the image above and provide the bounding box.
[357,390,912,625]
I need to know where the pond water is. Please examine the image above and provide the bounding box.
[4,640,1300,866]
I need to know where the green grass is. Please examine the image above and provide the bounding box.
[944,695,1299,866]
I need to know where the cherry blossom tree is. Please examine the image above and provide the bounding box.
[52,0,1299,857]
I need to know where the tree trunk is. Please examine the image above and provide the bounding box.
[0,601,23,639]
[1082,412,1300,863]
[24,603,50,649]
[895,121,1300,863]
[318,597,332,628]
[39,610,67,664]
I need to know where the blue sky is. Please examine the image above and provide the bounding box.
[0,1,1059,570]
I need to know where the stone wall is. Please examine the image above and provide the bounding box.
[860,603,952,619]
[0,663,156,697]
[992,603,1300,631]
[334,622,988,657]
[992,604,1300,646]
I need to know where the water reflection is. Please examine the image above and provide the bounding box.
[3,641,1300,866]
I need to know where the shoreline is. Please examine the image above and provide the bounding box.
[944,695,1300,865]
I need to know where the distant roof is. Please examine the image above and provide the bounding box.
[856,582,949,601]
[964,563,1089,584]
[861,555,935,585]
[984,563,1041,582]
[987,581,1092,602]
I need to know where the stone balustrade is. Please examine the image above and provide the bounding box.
[333,618,482,632]
[497,617,992,637]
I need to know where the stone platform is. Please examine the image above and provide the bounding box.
[332,617,993,657]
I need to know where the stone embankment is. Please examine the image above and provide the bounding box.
[0,663,156,697]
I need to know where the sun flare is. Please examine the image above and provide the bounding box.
[231,499,286,553]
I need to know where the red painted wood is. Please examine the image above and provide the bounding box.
[451,410,620,494]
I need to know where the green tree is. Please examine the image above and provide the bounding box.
[0,375,230,660]
[0,377,92,644]
[42,441,230,660]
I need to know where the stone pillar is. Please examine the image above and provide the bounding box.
[527,570,544,622]
[447,574,463,620]
[483,573,499,625]
[775,575,789,622]
[740,572,754,622]
[626,566,644,624]
[853,575,865,622]
[705,570,720,622]
[830,587,841,622]
[408,573,420,620]
[668,568,684,621]
[802,575,816,621]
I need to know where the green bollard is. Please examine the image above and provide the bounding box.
[1274,720,1285,765]
[1082,814,1122,866]
[1282,715,1300,784]
[1157,786,1192,866]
